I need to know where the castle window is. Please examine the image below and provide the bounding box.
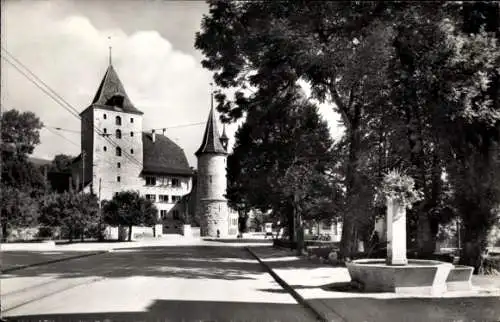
[171,178,180,187]
[107,95,124,108]
[115,116,122,126]
[130,132,134,137]
[116,147,122,156]
[160,210,167,220]
[159,194,169,203]
[103,114,107,119]
[130,118,134,123]
[117,162,121,168]
[103,146,107,152]
[117,176,121,182]
[145,176,156,186]
[103,128,107,134]
[116,129,122,139]
[173,210,180,220]
[145,194,156,202]
[130,149,134,154]
[172,195,181,203]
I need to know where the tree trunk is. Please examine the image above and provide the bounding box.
[288,215,295,244]
[417,212,433,255]
[1,223,8,242]
[80,229,84,242]
[459,229,489,274]
[128,225,133,241]
[339,112,361,259]
[293,195,304,256]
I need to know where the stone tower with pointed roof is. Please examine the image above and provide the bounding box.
[195,102,238,237]
[78,63,145,200]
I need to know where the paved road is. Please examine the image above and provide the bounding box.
[1,251,98,272]
[1,245,317,321]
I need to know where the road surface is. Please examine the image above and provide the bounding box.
[1,245,317,321]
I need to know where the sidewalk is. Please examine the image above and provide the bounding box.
[248,246,500,322]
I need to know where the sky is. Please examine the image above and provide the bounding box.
[1,0,343,167]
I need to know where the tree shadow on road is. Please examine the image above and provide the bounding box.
[307,296,500,322]
[2,246,269,281]
[3,299,317,322]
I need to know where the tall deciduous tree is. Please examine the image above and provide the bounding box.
[196,1,409,257]
[1,109,43,156]
[226,87,336,244]
[196,1,500,263]
[1,109,46,191]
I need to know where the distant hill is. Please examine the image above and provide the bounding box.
[28,157,52,167]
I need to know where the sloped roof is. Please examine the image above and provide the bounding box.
[142,132,193,176]
[195,106,227,156]
[89,65,143,115]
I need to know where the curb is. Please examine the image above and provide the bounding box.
[1,251,109,274]
[246,247,345,322]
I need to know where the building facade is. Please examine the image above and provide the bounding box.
[71,63,193,234]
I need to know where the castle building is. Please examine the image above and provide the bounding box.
[71,61,238,237]
[71,63,193,234]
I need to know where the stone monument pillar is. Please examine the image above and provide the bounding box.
[386,197,408,265]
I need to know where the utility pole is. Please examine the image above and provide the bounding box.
[81,150,86,193]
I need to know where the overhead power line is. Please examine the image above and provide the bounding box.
[1,47,143,169]
[44,125,80,134]
[42,121,207,135]
[43,126,80,148]
[1,47,142,168]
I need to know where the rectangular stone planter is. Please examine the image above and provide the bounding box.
[346,259,453,295]
[446,265,473,291]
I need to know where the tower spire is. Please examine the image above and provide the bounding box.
[108,36,112,66]
[210,82,214,110]
[195,82,227,156]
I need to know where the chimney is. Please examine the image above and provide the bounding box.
[162,128,166,136]
[152,129,156,142]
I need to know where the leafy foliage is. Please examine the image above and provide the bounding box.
[225,87,337,240]
[375,170,423,209]
[196,1,500,263]
[49,154,74,173]
[1,109,43,155]
[39,192,99,241]
[102,190,158,241]
[0,184,39,241]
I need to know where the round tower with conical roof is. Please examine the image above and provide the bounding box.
[194,95,236,237]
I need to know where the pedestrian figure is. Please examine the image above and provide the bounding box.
[217,229,220,238]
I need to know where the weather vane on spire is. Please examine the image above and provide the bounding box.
[210,82,214,109]
[108,36,112,66]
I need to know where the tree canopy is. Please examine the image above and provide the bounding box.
[196,1,500,268]
[39,192,100,241]
[226,87,339,240]
[49,154,74,173]
[102,190,158,241]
